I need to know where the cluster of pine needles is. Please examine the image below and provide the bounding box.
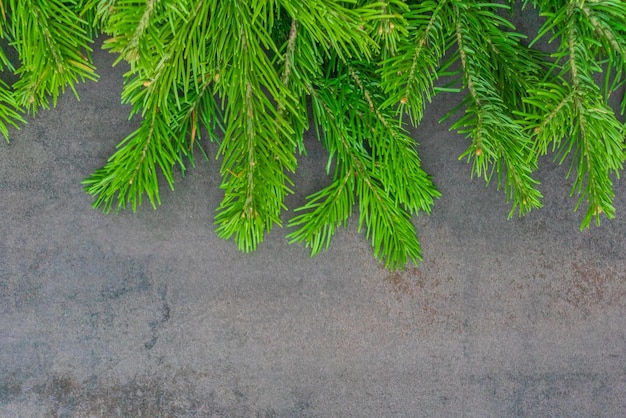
[1,1,624,269]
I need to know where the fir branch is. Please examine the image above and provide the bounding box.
[348,65,390,131]
[289,82,423,269]
[85,0,223,212]
[9,0,97,112]
[288,170,355,255]
[379,0,454,125]
[83,108,181,213]
[565,17,624,226]
[521,83,575,156]
[275,18,309,153]
[520,1,626,227]
[278,0,377,60]
[289,67,439,269]
[348,64,440,213]
[0,80,24,141]
[450,2,542,216]
[214,1,298,252]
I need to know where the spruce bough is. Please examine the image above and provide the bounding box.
[1,1,624,269]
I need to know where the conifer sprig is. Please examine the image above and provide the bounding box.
[0,80,22,141]
[8,0,97,113]
[519,0,626,227]
[82,0,222,213]
[448,1,543,216]
[213,0,300,252]
[379,0,455,125]
[0,4,24,141]
[288,64,439,269]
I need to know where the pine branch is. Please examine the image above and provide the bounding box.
[0,80,23,141]
[213,1,299,252]
[278,0,377,60]
[9,0,97,112]
[85,0,225,210]
[0,11,24,141]
[379,0,455,125]
[348,65,440,215]
[83,68,220,210]
[449,1,543,216]
[520,1,626,227]
[83,108,181,212]
[288,65,439,269]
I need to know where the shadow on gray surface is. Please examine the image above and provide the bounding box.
[2,29,626,418]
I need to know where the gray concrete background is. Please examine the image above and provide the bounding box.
[2,21,626,418]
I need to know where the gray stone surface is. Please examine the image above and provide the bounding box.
[2,32,626,418]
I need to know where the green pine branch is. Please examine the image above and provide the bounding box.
[9,0,97,112]
[212,0,300,252]
[0,80,22,141]
[83,109,177,212]
[288,64,439,269]
[83,0,222,212]
[448,1,543,216]
[518,0,626,227]
[0,4,24,141]
[379,0,455,125]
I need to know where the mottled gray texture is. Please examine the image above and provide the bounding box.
[2,23,626,418]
